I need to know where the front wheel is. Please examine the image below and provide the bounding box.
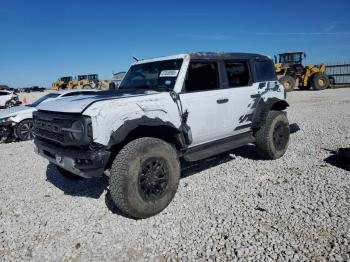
[279,75,296,92]
[5,100,15,108]
[255,111,290,160]
[15,119,34,141]
[109,137,180,219]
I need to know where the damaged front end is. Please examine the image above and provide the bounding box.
[0,119,15,143]
[33,111,111,178]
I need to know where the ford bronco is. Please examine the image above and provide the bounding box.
[33,52,290,218]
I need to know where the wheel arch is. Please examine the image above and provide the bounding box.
[252,98,289,130]
[108,116,186,152]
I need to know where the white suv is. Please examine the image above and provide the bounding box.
[33,52,290,218]
[0,90,19,108]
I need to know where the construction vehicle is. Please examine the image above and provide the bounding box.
[76,74,114,90]
[274,51,333,92]
[53,74,114,91]
[52,76,73,90]
[76,74,98,89]
[67,78,79,90]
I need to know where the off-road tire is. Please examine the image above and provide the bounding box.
[83,85,92,89]
[255,110,290,160]
[15,119,34,141]
[279,75,296,92]
[55,165,82,180]
[109,137,180,219]
[312,73,329,91]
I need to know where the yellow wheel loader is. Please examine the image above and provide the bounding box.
[67,78,79,90]
[77,74,99,89]
[77,74,114,90]
[52,76,73,90]
[274,51,333,92]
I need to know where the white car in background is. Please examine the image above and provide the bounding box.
[0,90,20,108]
[0,90,98,142]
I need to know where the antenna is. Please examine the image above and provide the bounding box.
[132,56,140,62]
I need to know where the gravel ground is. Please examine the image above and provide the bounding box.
[0,88,349,261]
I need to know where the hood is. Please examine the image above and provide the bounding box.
[36,90,159,114]
[0,105,35,119]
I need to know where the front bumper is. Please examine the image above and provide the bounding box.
[34,139,111,178]
[0,122,14,141]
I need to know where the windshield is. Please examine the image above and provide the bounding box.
[119,59,183,91]
[88,74,98,80]
[61,77,72,83]
[279,53,302,63]
[30,93,61,107]
[78,75,87,81]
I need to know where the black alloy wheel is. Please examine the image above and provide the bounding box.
[16,120,34,141]
[138,157,169,201]
[273,121,289,151]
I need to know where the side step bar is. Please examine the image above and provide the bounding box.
[183,132,256,162]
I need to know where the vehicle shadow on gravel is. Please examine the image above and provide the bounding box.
[45,164,108,199]
[46,164,132,218]
[181,123,300,178]
[181,145,260,178]
[324,150,350,172]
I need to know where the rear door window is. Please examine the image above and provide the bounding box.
[255,60,276,81]
[224,61,251,87]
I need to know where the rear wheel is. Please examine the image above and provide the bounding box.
[279,76,296,92]
[15,119,34,141]
[312,73,329,90]
[109,137,180,219]
[255,111,290,160]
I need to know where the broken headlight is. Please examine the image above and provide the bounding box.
[68,120,85,141]
[0,116,15,124]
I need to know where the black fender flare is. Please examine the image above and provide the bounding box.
[108,116,187,148]
[252,98,289,129]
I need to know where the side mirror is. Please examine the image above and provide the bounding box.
[274,55,277,64]
[304,53,307,58]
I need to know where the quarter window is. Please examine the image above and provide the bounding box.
[184,62,219,92]
[225,61,251,87]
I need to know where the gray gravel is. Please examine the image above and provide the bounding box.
[1,88,350,261]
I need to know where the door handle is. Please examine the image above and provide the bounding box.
[217,98,229,104]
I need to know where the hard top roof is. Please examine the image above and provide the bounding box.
[279,51,304,55]
[189,52,269,60]
[135,52,271,64]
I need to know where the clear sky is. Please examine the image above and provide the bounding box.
[1,0,349,87]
